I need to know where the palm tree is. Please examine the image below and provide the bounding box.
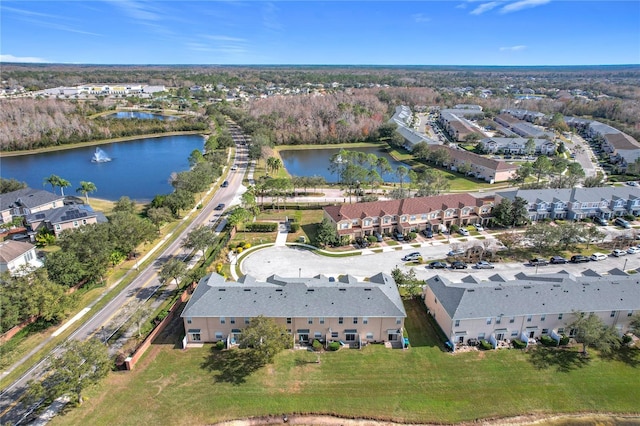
[57,177,71,196]
[77,181,97,204]
[396,166,408,198]
[43,174,60,194]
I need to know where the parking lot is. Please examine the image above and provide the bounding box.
[240,242,640,283]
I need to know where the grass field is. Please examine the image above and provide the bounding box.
[51,299,640,426]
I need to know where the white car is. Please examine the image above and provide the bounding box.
[590,252,608,261]
[612,249,627,257]
[627,246,640,254]
[474,224,484,232]
[458,228,470,236]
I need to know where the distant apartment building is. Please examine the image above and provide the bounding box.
[495,114,554,139]
[43,84,165,97]
[389,105,437,150]
[480,137,557,155]
[426,145,519,183]
[438,108,484,142]
[323,194,493,240]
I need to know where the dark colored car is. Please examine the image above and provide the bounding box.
[214,203,226,210]
[428,261,447,269]
[375,233,383,242]
[221,181,229,188]
[570,254,590,263]
[529,258,549,266]
[422,229,434,238]
[550,256,568,264]
[594,216,608,226]
[450,260,468,269]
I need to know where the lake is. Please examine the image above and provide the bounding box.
[279,146,409,183]
[0,135,205,202]
[106,111,176,120]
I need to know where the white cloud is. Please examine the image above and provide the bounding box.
[470,2,502,15]
[0,54,48,63]
[500,45,527,51]
[456,3,467,9]
[105,0,162,22]
[262,2,281,31]
[412,13,431,23]
[500,0,551,14]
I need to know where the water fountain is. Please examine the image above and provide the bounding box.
[92,147,112,163]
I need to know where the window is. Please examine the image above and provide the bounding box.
[353,317,358,324]
[421,214,427,220]
[558,313,563,320]
[366,332,374,340]
[187,318,192,324]
[338,317,343,324]
[245,317,250,324]
[610,311,616,317]
[558,327,565,334]
[319,317,325,324]
[364,219,371,226]
[478,333,486,340]
[345,333,356,341]
[55,224,61,230]
[486,317,492,325]
[190,332,201,341]
[510,317,515,323]
[454,320,460,327]
[308,318,313,324]
[540,315,545,322]
[215,332,223,340]
[496,317,501,324]
[363,317,368,324]
[340,223,349,229]
[511,331,518,337]
[401,216,407,222]
[331,332,339,339]
[230,317,235,324]
[527,315,532,322]
[314,332,322,339]
[73,221,79,227]
[220,317,225,324]
[286,318,291,324]
[410,215,416,221]
[383,217,390,224]
[542,329,549,335]
[434,297,438,304]
[396,318,402,325]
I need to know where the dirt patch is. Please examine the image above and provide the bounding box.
[213,414,640,426]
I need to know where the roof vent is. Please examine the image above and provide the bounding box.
[307,289,315,292]
[495,288,502,290]
[339,288,346,292]
[467,289,475,292]
[524,286,531,289]
[364,288,372,291]
[276,289,282,292]
[218,289,226,291]
[244,289,251,292]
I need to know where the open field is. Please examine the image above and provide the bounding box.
[50,299,640,426]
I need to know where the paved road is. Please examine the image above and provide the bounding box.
[241,242,640,283]
[0,128,250,425]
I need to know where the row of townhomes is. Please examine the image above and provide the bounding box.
[480,137,557,155]
[323,194,493,240]
[42,84,166,97]
[389,105,438,151]
[424,271,640,350]
[494,113,555,140]
[426,144,519,183]
[496,187,640,221]
[438,107,484,142]
[181,272,407,349]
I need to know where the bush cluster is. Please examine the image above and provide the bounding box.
[328,341,341,351]
[215,340,225,350]
[511,339,527,349]
[245,222,278,232]
[289,222,300,233]
[478,339,493,350]
[540,335,558,347]
[312,339,323,351]
[559,335,570,346]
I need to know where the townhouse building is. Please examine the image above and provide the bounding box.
[323,194,493,241]
[424,271,640,350]
[495,187,640,222]
[500,108,546,124]
[480,137,557,155]
[389,105,438,151]
[494,114,554,139]
[438,110,482,142]
[181,273,406,349]
[426,145,519,183]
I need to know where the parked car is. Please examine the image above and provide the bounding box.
[614,217,631,229]
[590,252,608,261]
[394,233,404,241]
[402,252,422,262]
[10,233,29,241]
[221,180,229,187]
[474,224,484,232]
[374,232,383,242]
[354,237,369,249]
[570,254,590,263]
[626,181,637,186]
[214,203,226,210]
[475,260,494,269]
[549,256,568,264]
[447,248,465,257]
[627,246,640,254]
[428,261,447,269]
[458,228,470,236]
[594,216,608,226]
[612,249,627,257]
[529,258,549,266]
[422,229,434,238]
[450,260,468,269]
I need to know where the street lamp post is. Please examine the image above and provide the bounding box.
[623,258,628,271]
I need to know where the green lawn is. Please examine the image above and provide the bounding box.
[52,300,640,426]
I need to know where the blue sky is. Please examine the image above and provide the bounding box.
[1,1,639,66]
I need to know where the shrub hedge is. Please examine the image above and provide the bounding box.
[245,222,278,232]
[511,339,527,349]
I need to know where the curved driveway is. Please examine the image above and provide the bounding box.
[241,244,640,282]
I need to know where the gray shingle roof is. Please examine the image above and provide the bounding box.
[0,240,35,263]
[497,187,640,204]
[426,272,640,320]
[182,273,406,319]
[0,188,63,211]
[25,205,107,224]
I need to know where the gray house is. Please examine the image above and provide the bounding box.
[0,188,65,225]
[181,273,407,349]
[424,271,640,350]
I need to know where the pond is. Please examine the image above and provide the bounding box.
[0,134,205,202]
[279,146,410,183]
[105,111,176,120]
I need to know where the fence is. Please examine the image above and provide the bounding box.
[124,282,196,371]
